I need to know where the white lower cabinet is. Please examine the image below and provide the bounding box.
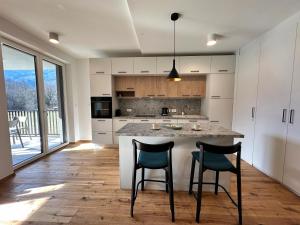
[92,119,113,145]
[92,132,113,145]
[113,119,133,144]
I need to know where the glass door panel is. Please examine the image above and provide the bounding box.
[42,60,66,150]
[2,45,42,165]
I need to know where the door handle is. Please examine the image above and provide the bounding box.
[251,107,255,119]
[282,109,287,123]
[289,109,295,124]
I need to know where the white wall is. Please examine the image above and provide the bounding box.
[76,59,92,140]
[0,46,13,180]
[0,16,81,179]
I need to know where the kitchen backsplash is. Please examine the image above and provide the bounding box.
[118,99,201,116]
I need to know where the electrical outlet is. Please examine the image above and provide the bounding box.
[126,108,132,112]
[171,109,177,113]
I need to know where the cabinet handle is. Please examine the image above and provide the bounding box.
[182,94,190,97]
[210,120,219,123]
[190,70,199,73]
[251,107,256,119]
[96,71,104,74]
[118,71,127,74]
[189,120,197,122]
[141,120,149,121]
[98,132,106,135]
[97,120,106,122]
[163,70,171,73]
[157,94,166,97]
[141,70,149,73]
[282,109,287,123]
[211,96,221,98]
[119,120,127,122]
[147,95,155,97]
[126,88,134,90]
[193,95,202,96]
[289,109,295,124]
[102,93,111,96]
[163,120,171,122]
[218,69,228,72]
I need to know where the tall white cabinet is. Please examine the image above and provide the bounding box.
[234,20,300,194]
[253,22,296,181]
[283,24,300,195]
[233,40,261,165]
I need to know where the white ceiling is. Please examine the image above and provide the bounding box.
[0,0,300,58]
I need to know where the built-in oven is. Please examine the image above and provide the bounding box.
[91,97,112,118]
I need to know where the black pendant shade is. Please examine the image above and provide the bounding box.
[167,12,181,82]
[168,59,181,81]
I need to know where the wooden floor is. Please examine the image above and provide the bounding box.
[0,143,300,225]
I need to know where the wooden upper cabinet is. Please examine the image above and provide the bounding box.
[157,57,180,74]
[156,77,168,97]
[210,55,235,73]
[177,76,205,97]
[166,80,179,97]
[179,56,211,74]
[115,76,136,91]
[89,58,111,75]
[134,57,157,75]
[112,57,134,75]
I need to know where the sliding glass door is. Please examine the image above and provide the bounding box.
[2,45,43,165]
[1,42,67,166]
[42,60,66,150]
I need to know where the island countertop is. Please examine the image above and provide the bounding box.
[116,123,244,138]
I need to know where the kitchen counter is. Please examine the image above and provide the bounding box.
[117,123,243,138]
[118,123,244,191]
[113,115,209,120]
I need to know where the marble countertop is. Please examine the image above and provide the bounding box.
[113,115,209,120]
[116,123,244,138]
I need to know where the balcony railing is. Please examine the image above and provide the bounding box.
[8,109,60,136]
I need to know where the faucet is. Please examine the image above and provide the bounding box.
[181,104,190,115]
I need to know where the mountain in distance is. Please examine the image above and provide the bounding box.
[4,69,56,87]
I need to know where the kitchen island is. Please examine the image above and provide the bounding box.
[117,123,243,191]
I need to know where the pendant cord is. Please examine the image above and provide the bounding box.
[173,20,175,60]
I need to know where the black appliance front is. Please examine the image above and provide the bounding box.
[91,97,112,118]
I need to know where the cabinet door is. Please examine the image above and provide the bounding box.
[92,132,113,145]
[179,56,211,74]
[210,55,235,73]
[190,76,206,97]
[156,77,168,97]
[90,75,112,97]
[177,78,192,97]
[115,77,136,91]
[134,57,156,75]
[208,99,233,129]
[157,57,179,74]
[253,22,297,181]
[233,40,260,165]
[207,74,234,99]
[112,58,134,75]
[92,119,112,132]
[143,77,156,97]
[283,25,300,194]
[113,119,133,131]
[166,79,179,97]
[89,58,111,75]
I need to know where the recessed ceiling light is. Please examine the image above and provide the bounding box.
[49,32,59,44]
[207,33,217,46]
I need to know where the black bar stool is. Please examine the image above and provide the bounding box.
[131,139,175,222]
[188,141,242,224]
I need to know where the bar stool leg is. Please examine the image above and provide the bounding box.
[141,167,145,191]
[237,171,242,225]
[196,161,203,223]
[165,169,169,193]
[215,171,219,195]
[189,157,196,195]
[168,166,175,222]
[130,166,137,217]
